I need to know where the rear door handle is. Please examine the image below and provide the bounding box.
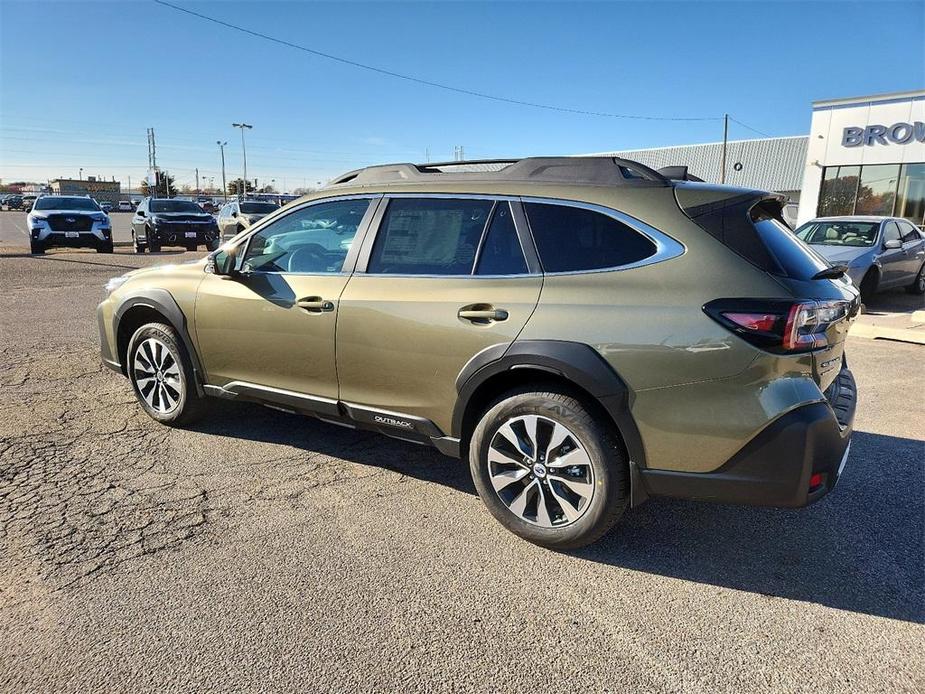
[458,306,509,323]
[296,297,335,313]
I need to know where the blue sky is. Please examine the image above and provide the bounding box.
[1,0,922,191]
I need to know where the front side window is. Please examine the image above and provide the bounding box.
[524,202,656,273]
[242,198,371,274]
[883,222,901,244]
[899,220,922,243]
[367,198,493,275]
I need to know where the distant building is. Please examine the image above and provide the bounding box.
[582,135,809,204]
[49,177,121,205]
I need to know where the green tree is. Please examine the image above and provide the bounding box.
[227,178,255,196]
[140,171,177,198]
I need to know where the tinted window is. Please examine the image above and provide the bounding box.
[524,202,656,273]
[150,199,202,213]
[240,202,278,214]
[368,198,492,275]
[751,205,828,280]
[34,196,100,211]
[855,164,900,216]
[476,202,527,275]
[243,198,370,273]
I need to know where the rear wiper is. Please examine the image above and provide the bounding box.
[812,264,848,280]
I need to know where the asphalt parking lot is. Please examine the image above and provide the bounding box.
[0,246,923,693]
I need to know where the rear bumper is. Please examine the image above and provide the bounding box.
[641,366,856,507]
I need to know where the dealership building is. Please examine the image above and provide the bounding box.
[588,89,925,227]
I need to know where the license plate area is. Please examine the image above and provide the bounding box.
[65,231,79,238]
[184,232,197,238]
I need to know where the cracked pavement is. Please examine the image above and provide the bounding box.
[0,248,923,693]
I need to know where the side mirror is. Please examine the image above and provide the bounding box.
[211,247,238,276]
[231,211,238,218]
[136,210,146,217]
[883,239,902,250]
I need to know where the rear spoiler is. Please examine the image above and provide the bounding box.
[657,166,704,182]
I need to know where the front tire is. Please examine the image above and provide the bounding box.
[906,263,925,295]
[206,239,220,252]
[97,242,114,254]
[132,232,146,254]
[29,240,45,255]
[469,389,629,550]
[127,322,205,426]
[859,269,879,302]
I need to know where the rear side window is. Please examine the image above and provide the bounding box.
[476,202,527,275]
[524,202,656,273]
[368,198,493,275]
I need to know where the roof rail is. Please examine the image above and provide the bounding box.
[328,156,670,187]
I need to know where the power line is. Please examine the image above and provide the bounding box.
[728,116,772,138]
[153,0,720,122]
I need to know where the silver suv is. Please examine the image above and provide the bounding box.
[28,195,113,254]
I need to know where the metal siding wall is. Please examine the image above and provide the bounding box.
[589,137,809,193]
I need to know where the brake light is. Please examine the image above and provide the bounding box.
[704,299,850,353]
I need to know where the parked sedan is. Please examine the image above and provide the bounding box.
[795,216,925,299]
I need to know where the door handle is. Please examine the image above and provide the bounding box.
[458,306,509,323]
[296,297,335,313]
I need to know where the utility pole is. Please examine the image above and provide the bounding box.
[217,141,228,202]
[720,113,729,184]
[232,122,252,198]
[195,167,200,195]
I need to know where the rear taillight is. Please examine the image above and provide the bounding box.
[704,299,850,353]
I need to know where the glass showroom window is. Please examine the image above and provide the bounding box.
[854,164,901,216]
[818,166,860,216]
[895,163,925,224]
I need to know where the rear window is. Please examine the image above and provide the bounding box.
[524,202,656,273]
[240,202,278,214]
[751,204,829,280]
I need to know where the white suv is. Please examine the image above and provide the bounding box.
[27,195,113,254]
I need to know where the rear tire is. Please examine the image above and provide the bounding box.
[469,389,629,550]
[906,263,925,295]
[206,239,220,252]
[126,322,205,426]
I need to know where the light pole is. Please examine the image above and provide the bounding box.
[79,167,83,180]
[217,141,228,202]
[231,122,252,198]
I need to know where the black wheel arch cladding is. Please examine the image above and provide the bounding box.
[453,340,646,469]
[114,289,207,393]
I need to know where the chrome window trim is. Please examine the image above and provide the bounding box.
[231,194,382,276]
[520,196,687,276]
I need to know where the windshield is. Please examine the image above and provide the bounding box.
[149,199,204,213]
[796,221,879,247]
[240,202,278,214]
[34,196,100,211]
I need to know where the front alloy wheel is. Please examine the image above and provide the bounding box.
[127,322,204,425]
[488,415,595,527]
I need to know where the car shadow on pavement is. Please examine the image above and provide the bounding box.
[576,430,924,624]
[189,400,478,496]
[191,405,922,623]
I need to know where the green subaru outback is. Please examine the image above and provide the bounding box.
[98,158,859,549]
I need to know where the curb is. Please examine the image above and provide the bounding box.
[850,323,925,345]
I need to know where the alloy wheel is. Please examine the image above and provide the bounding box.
[132,337,183,414]
[487,414,595,528]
